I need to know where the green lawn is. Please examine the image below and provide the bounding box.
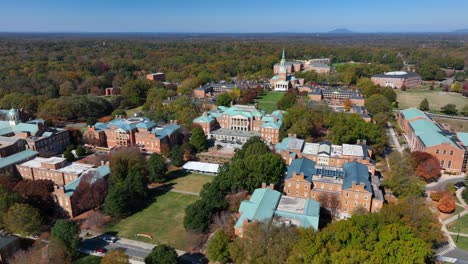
[166,172,214,193]
[395,89,467,112]
[447,213,468,234]
[125,105,143,117]
[256,91,284,113]
[106,191,199,250]
[452,235,468,251]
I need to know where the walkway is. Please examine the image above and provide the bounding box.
[386,122,402,153]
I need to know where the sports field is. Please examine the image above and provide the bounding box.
[395,89,467,112]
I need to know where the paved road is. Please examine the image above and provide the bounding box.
[80,234,206,264]
[426,176,466,192]
[386,122,402,153]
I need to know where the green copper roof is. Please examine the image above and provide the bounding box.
[400,108,429,120]
[0,149,38,169]
[235,188,281,228]
[456,132,468,146]
[409,119,458,148]
[194,115,214,123]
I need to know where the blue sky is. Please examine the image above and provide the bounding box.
[0,0,467,32]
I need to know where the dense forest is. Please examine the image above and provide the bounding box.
[0,34,466,122]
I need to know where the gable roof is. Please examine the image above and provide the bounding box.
[400,108,429,120]
[286,158,316,181]
[0,149,38,169]
[342,161,372,191]
[235,188,281,228]
[63,165,110,197]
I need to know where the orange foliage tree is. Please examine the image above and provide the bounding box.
[437,193,456,214]
[411,151,441,182]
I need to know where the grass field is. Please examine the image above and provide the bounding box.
[447,213,468,234]
[395,89,467,112]
[433,117,468,133]
[452,235,468,251]
[107,191,199,250]
[73,254,101,264]
[166,172,214,193]
[256,91,284,113]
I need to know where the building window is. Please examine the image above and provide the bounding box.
[321,184,324,189]
[329,185,333,190]
[304,185,308,189]
[364,196,368,200]
[441,160,445,167]
[296,184,300,188]
[287,183,291,187]
[354,201,358,206]
[287,190,290,194]
[448,161,451,168]
[304,192,308,197]
[312,193,315,197]
[345,200,348,205]
[443,150,446,155]
[344,208,348,212]
[450,151,453,155]
[346,192,349,198]
[354,194,358,199]
[295,191,299,196]
[436,149,439,154]
[364,203,367,208]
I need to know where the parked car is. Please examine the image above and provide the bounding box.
[454,182,466,189]
[101,235,118,243]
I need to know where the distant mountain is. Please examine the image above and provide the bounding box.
[452,29,468,33]
[328,28,354,34]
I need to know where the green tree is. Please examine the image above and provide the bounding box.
[177,77,200,95]
[277,92,297,110]
[3,203,42,236]
[0,186,23,228]
[216,93,232,107]
[63,146,75,162]
[207,230,231,264]
[365,94,391,115]
[419,98,429,111]
[148,153,167,182]
[183,200,213,233]
[111,109,128,117]
[109,147,146,185]
[170,145,185,166]
[86,117,98,126]
[190,127,208,152]
[120,79,155,108]
[51,220,80,256]
[145,244,178,264]
[417,63,446,81]
[380,86,397,102]
[104,184,132,218]
[440,104,458,115]
[75,145,86,157]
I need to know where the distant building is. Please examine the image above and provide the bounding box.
[234,184,320,237]
[146,72,166,82]
[398,108,467,173]
[371,71,421,89]
[0,109,70,157]
[104,87,120,96]
[276,136,375,173]
[84,117,181,154]
[193,82,236,98]
[193,105,283,148]
[53,165,110,218]
[284,158,384,218]
[270,49,305,91]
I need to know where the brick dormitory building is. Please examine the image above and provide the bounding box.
[193,104,284,148]
[371,71,421,89]
[398,108,468,173]
[84,116,181,154]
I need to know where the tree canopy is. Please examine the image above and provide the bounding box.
[145,244,178,264]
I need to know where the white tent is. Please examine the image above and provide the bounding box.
[182,161,220,175]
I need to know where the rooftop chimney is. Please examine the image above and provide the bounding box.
[269,183,274,190]
[261,182,267,189]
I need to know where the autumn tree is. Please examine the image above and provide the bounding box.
[410,151,441,182]
[277,92,297,111]
[82,210,106,232]
[3,203,42,236]
[71,171,108,214]
[438,193,456,213]
[101,249,130,264]
[13,179,54,216]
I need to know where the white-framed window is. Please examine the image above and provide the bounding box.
[329,185,333,190]
[287,189,291,194]
[450,151,454,155]
[364,196,368,200]
[344,208,348,212]
[296,184,300,188]
[321,184,324,189]
[441,160,445,167]
[354,201,358,206]
[436,149,440,154]
[443,150,447,155]
[448,161,452,168]
[304,192,308,197]
[287,182,291,187]
[295,191,299,196]
[304,185,308,189]
[354,194,358,199]
[346,192,349,198]
[364,203,367,208]
[345,200,348,205]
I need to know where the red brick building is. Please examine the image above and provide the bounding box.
[146,72,166,82]
[83,117,181,154]
[284,158,384,218]
[193,105,283,148]
[371,71,421,89]
[398,108,467,173]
